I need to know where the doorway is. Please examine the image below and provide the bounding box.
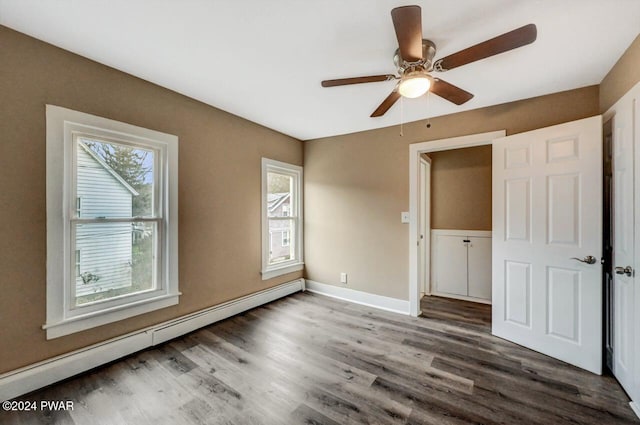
[409,130,505,316]
[420,146,493,305]
[412,117,605,375]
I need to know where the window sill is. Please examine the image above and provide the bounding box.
[43,293,180,339]
[261,262,304,280]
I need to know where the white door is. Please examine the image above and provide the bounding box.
[492,116,603,374]
[434,235,468,296]
[612,98,635,393]
[468,236,492,300]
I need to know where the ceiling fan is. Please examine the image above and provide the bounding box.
[321,5,537,117]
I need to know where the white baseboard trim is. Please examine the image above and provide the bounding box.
[429,291,492,305]
[151,279,303,345]
[0,279,304,402]
[630,402,640,419]
[305,280,410,315]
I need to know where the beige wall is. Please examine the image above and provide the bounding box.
[0,26,303,373]
[429,146,492,231]
[600,34,640,112]
[304,86,599,300]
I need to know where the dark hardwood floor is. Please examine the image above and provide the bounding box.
[2,292,638,424]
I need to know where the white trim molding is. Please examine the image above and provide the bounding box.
[408,130,506,317]
[0,279,304,402]
[426,292,492,305]
[630,402,640,420]
[305,280,410,315]
[261,263,304,280]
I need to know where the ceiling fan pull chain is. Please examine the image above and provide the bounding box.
[400,96,404,136]
[425,91,432,128]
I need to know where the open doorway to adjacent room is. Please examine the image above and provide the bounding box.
[409,131,504,317]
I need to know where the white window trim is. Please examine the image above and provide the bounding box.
[45,105,179,339]
[261,158,303,280]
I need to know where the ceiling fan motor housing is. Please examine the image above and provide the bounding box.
[394,39,436,73]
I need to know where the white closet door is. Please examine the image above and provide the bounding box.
[434,235,468,296]
[468,236,492,300]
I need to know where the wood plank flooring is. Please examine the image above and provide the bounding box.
[2,293,638,424]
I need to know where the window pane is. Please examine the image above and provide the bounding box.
[268,218,294,264]
[77,137,155,218]
[267,172,293,218]
[75,250,81,277]
[73,221,157,306]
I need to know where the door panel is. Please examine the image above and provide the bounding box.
[616,280,633,369]
[547,173,580,246]
[505,178,531,242]
[504,260,532,327]
[493,116,602,374]
[468,237,492,300]
[546,267,580,342]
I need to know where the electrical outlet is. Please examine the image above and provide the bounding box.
[401,212,410,223]
[340,273,348,284]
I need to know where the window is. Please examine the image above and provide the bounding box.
[261,158,303,279]
[45,105,179,339]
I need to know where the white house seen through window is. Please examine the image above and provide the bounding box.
[73,138,157,305]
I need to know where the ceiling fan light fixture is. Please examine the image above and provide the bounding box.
[398,72,431,98]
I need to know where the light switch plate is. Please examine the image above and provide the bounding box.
[401,212,410,223]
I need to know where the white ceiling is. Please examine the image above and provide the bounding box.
[1,1,639,140]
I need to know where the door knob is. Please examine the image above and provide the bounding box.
[615,266,634,277]
[571,255,597,264]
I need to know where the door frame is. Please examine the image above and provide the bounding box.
[419,156,431,295]
[409,130,505,316]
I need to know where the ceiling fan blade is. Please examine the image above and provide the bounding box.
[371,90,401,117]
[434,24,537,71]
[321,75,396,87]
[391,5,423,62]
[430,78,474,105]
